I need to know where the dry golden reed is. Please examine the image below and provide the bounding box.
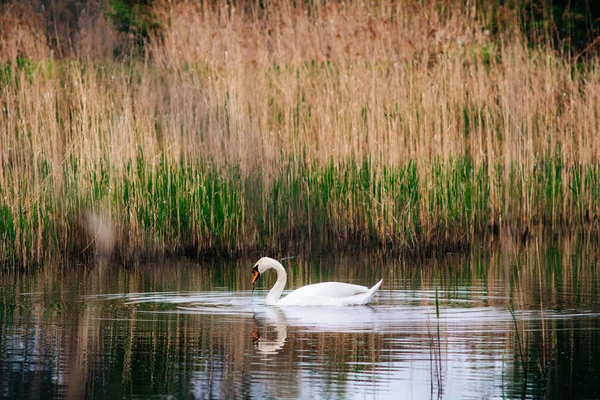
[1,0,600,265]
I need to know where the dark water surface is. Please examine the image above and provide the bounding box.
[2,236,600,399]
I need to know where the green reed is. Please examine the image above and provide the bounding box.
[2,153,600,265]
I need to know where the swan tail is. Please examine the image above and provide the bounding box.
[357,279,383,305]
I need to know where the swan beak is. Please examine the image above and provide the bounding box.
[252,269,260,284]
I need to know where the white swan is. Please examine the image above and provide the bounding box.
[251,257,383,306]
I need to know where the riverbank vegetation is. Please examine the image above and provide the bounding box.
[1,0,600,266]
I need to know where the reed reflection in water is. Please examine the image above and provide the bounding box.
[1,235,600,399]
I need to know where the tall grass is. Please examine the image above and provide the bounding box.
[1,1,600,265]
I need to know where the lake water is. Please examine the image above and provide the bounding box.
[1,235,600,399]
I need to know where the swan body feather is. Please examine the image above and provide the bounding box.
[251,257,382,306]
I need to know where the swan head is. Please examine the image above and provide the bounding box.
[251,257,282,285]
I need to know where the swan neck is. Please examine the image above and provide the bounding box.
[266,262,287,305]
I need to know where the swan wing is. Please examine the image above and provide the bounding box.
[278,280,382,306]
[289,282,369,298]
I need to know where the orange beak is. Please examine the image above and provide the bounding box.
[252,269,260,284]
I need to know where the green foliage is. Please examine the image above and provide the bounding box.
[550,0,600,54]
[106,0,160,55]
[517,0,600,56]
[3,152,600,265]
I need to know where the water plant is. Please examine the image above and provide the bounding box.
[1,1,600,266]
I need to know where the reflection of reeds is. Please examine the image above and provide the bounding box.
[1,1,600,265]
[508,302,528,393]
[1,236,600,397]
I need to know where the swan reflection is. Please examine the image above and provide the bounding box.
[252,306,386,357]
[252,308,288,356]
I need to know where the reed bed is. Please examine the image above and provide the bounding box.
[1,1,600,265]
